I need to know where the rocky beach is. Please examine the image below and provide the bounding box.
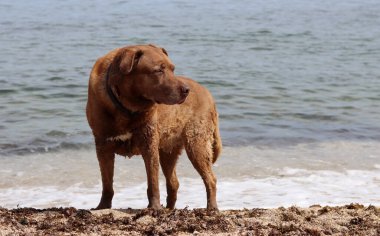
[1,204,379,235]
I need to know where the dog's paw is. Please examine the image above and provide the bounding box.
[148,204,163,210]
[92,203,112,210]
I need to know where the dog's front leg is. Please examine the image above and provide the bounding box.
[139,125,161,210]
[94,141,115,210]
[142,150,161,209]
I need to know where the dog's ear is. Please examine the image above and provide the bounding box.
[161,47,168,56]
[114,48,143,75]
[149,44,168,56]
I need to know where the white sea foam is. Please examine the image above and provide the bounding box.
[1,169,379,210]
[0,141,379,209]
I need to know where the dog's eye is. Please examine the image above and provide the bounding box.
[153,64,166,74]
[154,69,164,74]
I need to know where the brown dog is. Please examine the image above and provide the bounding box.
[86,44,222,210]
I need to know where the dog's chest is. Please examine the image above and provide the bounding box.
[107,132,133,142]
[107,132,140,157]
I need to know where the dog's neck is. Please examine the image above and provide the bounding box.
[105,66,136,117]
[105,66,155,117]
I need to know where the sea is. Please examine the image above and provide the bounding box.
[0,0,379,210]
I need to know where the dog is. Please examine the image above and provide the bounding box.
[86,44,222,210]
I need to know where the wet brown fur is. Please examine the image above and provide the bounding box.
[86,45,222,210]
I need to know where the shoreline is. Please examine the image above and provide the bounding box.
[1,204,379,235]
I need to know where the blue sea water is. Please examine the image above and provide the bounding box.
[0,0,379,209]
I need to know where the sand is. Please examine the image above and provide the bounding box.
[0,204,379,235]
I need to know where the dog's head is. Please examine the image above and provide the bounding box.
[109,44,189,105]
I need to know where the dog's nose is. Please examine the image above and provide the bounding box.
[180,85,190,96]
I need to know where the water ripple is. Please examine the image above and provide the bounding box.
[1,0,380,153]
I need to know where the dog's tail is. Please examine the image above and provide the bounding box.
[212,110,222,164]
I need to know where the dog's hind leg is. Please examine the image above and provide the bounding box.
[94,143,115,210]
[185,138,218,210]
[159,148,181,209]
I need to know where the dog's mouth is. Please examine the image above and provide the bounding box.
[154,96,187,105]
[177,96,187,104]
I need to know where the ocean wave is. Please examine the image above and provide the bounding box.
[1,171,379,210]
[0,141,379,209]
